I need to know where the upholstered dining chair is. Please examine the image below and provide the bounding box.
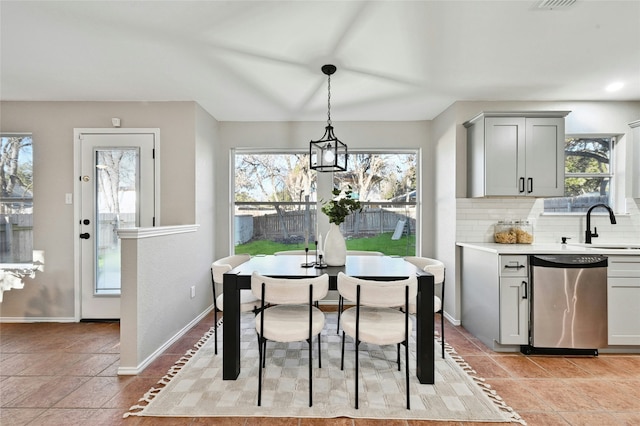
[211,254,260,355]
[335,251,384,333]
[403,256,446,359]
[337,271,417,410]
[251,272,329,407]
[273,250,317,255]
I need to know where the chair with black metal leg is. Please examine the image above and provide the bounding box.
[211,254,260,355]
[337,271,417,410]
[335,251,384,333]
[251,272,329,407]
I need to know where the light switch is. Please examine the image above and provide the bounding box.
[65,193,73,204]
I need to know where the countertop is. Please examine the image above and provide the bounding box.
[456,242,640,256]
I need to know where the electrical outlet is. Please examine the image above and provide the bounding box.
[190,286,196,298]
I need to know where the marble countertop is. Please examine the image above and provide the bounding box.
[456,242,640,256]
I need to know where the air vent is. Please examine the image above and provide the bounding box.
[536,0,576,10]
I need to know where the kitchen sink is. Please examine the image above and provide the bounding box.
[568,243,640,250]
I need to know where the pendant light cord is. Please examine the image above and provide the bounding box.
[327,74,332,126]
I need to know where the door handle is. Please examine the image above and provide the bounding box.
[80,233,90,239]
[521,281,528,299]
[519,177,525,193]
[527,178,533,193]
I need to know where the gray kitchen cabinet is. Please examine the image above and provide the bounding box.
[499,256,529,345]
[608,256,640,345]
[464,111,569,197]
[460,246,529,351]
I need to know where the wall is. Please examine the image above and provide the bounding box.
[0,101,211,320]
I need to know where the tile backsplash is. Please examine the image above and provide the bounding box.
[456,198,640,244]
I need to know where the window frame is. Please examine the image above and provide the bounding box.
[543,134,616,214]
[231,148,419,256]
[0,133,34,265]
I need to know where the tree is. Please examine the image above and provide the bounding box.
[564,137,610,196]
[0,136,32,199]
[235,154,314,206]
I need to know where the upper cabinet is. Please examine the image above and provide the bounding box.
[464,111,570,198]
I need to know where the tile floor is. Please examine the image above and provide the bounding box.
[2,311,640,426]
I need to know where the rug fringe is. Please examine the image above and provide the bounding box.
[123,323,218,418]
[442,339,527,425]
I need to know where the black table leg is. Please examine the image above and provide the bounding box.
[222,272,241,380]
[416,273,435,384]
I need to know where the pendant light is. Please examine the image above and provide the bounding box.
[310,64,347,172]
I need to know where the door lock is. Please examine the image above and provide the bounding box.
[79,233,90,239]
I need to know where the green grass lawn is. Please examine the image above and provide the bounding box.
[235,232,415,257]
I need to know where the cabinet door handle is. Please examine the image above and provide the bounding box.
[519,177,525,193]
[521,281,528,299]
[504,264,525,270]
[527,177,533,193]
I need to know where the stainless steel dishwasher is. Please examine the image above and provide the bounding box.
[525,254,608,356]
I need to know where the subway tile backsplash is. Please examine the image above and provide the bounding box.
[456,198,640,244]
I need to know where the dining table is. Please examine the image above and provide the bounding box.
[222,254,435,384]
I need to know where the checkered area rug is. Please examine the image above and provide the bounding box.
[126,313,525,423]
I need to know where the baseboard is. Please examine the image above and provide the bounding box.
[117,305,214,375]
[0,316,76,323]
[443,311,460,326]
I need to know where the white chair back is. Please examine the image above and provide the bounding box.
[337,272,417,308]
[251,272,329,305]
[274,250,383,256]
[404,256,445,284]
[346,250,384,256]
[274,250,316,255]
[212,254,251,284]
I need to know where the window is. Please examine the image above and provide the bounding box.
[544,136,613,213]
[233,150,417,256]
[0,134,33,263]
[334,152,417,256]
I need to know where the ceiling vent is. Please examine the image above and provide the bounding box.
[536,0,577,10]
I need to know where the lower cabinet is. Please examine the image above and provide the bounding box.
[498,256,529,345]
[608,256,640,345]
[460,247,529,351]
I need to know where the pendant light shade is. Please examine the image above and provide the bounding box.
[310,64,347,172]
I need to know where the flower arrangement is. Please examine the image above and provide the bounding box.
[321,186,362,225]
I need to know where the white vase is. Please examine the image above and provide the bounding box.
[323,223,347,266]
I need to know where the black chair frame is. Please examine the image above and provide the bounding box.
[256,283,321,407]
[340,284,411,410]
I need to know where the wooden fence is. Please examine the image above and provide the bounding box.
[251,207,416,242]
[0,214,33,263]
[544,195,609,212]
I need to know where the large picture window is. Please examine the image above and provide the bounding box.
[233,150,417,256]
[0,134,33,263]
[544,136,614,213]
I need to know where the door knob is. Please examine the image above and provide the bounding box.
[79,233,90,239]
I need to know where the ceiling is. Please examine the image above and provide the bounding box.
[1,0,639,122]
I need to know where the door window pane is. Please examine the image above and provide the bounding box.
[95,148,138,294]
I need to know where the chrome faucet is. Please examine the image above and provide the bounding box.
[585,203,617,244]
